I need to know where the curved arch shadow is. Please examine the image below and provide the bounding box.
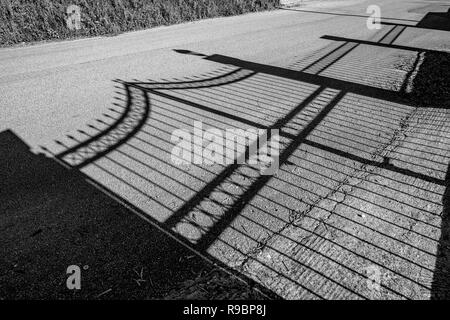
[56,67,255,169]
[129,68,256,90]
[56,84,150,169]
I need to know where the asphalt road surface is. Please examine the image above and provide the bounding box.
[1,0,450,299]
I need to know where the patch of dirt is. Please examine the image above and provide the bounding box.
[162,269,269,300]
[408,51,450,109]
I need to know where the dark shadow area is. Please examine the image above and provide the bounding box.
[416,8,450,31]
[380,6,450,31]
[0,129,273,299]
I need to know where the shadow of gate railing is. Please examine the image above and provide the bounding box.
[48,18,450,299]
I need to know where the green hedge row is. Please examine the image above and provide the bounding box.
[0,0,279,45]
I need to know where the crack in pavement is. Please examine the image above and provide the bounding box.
[236,94,420,280]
